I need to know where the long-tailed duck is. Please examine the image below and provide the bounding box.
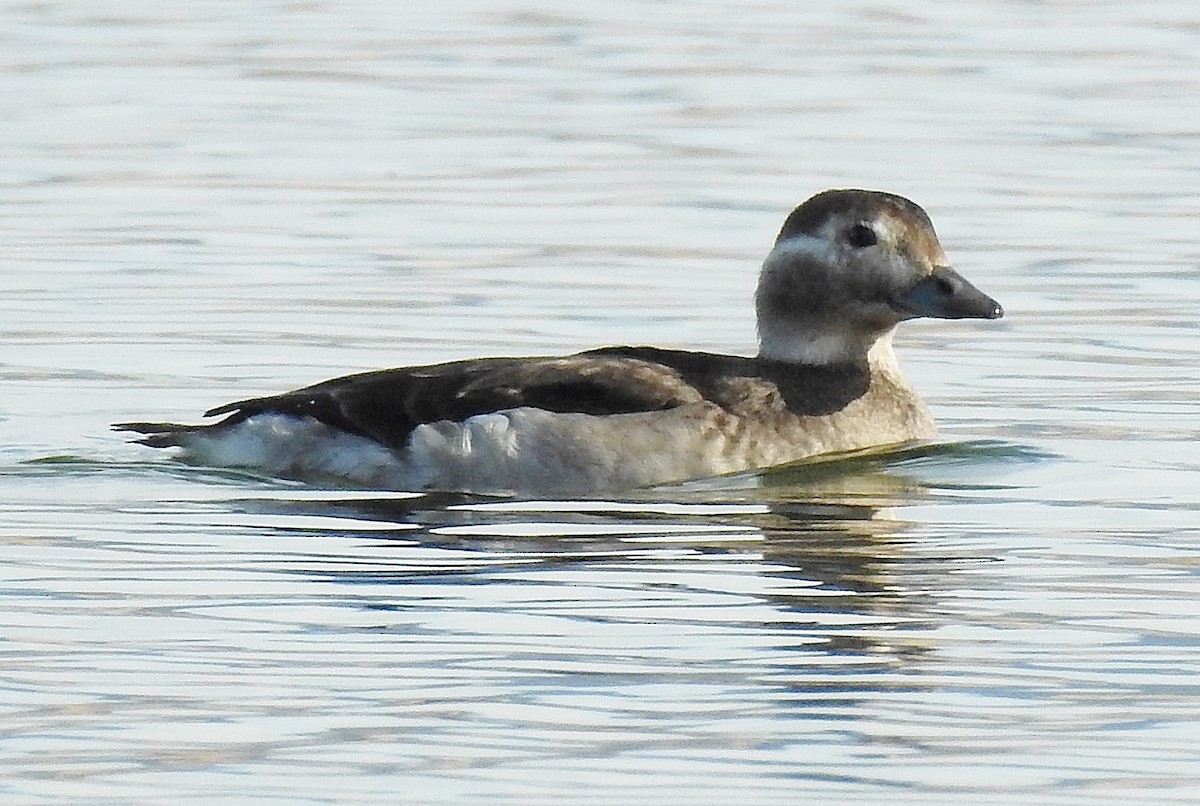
[117,189,1002,494]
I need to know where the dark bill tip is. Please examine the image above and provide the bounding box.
[894,266,1003,320]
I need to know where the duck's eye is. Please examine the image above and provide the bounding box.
[846,223,878,248]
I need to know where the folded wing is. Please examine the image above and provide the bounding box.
[118,349,709,449]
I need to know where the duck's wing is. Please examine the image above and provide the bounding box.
[185,351,708,449]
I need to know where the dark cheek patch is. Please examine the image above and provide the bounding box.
[775,268,839,315]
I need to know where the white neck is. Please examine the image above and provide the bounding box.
[756,326,857,365]
[866,329,901,373]
[756,323,899,369]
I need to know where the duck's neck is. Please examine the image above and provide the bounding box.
[757,323,899,371]
[866,330,902,375]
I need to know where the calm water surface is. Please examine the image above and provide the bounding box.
[2,1,1199,803]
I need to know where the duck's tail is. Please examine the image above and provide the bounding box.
[112,421,205,448]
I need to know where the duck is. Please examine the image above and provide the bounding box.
[116,189,1003,495]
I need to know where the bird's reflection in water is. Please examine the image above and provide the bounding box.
[231,441,964,623]
[220,446,1008,700]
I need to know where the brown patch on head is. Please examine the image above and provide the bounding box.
[775,189,936,244]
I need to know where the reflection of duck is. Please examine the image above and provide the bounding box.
[117,189,1002,495]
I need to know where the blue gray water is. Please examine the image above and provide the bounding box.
[2,1,1198,803]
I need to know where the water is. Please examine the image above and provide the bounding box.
[3,0,1199,802]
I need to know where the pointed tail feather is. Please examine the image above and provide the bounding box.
[112,421,202,448]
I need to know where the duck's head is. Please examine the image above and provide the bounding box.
[755,189,1002,365]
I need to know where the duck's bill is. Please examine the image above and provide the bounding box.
[893,266,1003,320]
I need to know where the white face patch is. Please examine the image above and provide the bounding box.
[810,210,909,258]
[857,213,906,250]
[762,233,840,272]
